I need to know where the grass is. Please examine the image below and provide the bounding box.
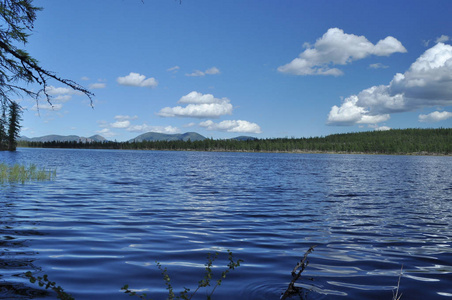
[0,163,56,184]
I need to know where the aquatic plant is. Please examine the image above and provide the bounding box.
[0,163,56,184]
[25,272,74,300]
[122,249,243,300]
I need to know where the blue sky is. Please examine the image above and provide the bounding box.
[19,0,452,141]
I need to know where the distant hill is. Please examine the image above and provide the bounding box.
[230,136,257,141]
[130,132,206,142]
[19,134,107,143]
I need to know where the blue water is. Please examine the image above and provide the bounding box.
[1,148,452,299]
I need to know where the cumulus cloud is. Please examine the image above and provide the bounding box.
[126,124,180,134]
[375,126,391,131]
[328,43,452,126]
[186,67,220,77]
[158,91,233,118]
[117,72,158,88]
[199,120,262,134]
[45,86,82,97]
[419,111,452,122]
[110,120,131,128]
[31,103,63,111]
[96,128,116,138]
[278,28,406,76]
[99,115,181,136]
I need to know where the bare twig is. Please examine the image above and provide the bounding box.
[281,245,316,300]
[392,265,403,300]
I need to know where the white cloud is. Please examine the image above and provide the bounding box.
[158,91,233,118]
[110,120,131,128]
[419,111,452,122]
[96,128,116,138]
[114,115,138,121]
[89,83,106,89]
[328,43,452,126]
[199,120,262,134]
[45,86,82,96]
[127,124,180,134]
[369,63,389,69]
[186,67,221,77]
[205,67,220,75]
[81,76,90,81]
[375,126,391,131]
[31,103,63,111]
[167,66,180,72]
[117,72,158,88]
[278,28,406,76]
[436,35,450,44]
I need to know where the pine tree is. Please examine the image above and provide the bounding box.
[7,101,21,151]
[0,106,7,150]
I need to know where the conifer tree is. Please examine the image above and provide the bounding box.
[7,101,21,151]
[0,106,7,150]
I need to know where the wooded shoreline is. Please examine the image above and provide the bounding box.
[18,128,452,156]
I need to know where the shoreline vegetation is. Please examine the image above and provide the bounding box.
[0,163,56,184]
[17,128,451,156]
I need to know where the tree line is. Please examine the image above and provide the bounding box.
[0,102,21,151]
[18,128,452,155]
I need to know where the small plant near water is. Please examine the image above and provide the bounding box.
[0,163,56,184]
[122,250,243,300]
[25,271,74,300]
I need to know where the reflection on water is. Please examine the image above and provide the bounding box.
[1,149,452,299]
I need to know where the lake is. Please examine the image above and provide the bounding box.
[1,148,451,299]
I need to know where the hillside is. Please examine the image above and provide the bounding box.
[19,134,106,143]
[129,132,206,142]
[17,129,452,155]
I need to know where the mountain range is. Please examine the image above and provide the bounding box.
[19,134,107,143]
[19,132,258,143]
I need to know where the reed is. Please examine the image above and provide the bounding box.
[0,163,56,184]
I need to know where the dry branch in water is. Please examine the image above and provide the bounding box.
[281,245,316,300]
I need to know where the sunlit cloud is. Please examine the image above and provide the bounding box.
[328,43,452,126]
[117,72,158,88]
[199,120,262,134]
[278,28,406,76]
[419,111,452,122]
[31,103,63,111]
[126,124,180,134]
[158,91,233,118]
[96,128,117,138]
[110,120,131,128]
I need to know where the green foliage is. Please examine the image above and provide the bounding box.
[122,250,243,300]
[25,271,74,300]
[19,128,452,155]
[0,163,56,183]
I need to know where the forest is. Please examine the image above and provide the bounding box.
[18,128,452,155]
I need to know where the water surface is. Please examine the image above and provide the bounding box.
[1,148,451,299]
